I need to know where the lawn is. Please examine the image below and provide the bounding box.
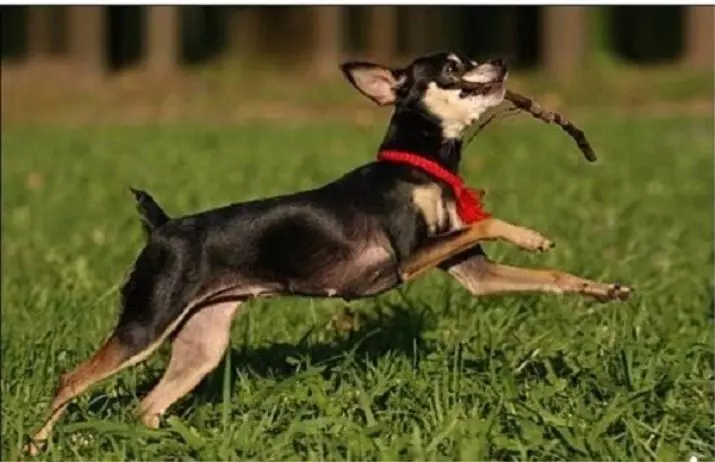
[1,115,713,460]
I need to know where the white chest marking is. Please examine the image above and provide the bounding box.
[411,184,446,234]
[422,81,504,139]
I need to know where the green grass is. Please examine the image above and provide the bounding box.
[2,115,713,460]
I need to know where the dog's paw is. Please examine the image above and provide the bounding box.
[587,283,633,302]
[23,440,45,457]
[515,228,554,253]
[139,412,161,429]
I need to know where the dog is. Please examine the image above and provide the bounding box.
[27,51,631,453]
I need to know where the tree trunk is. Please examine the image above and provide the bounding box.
[227,7,262,60]
[67,6,106,76]
[684,6,714,69]
[26,6,54,58]
[405,6,429,55]
[541,6,585,82]
[310,6,342,78]
[145,6,180,74]
[366,6,397,62]
[405,6,445,56]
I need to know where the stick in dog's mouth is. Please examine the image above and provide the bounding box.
[459,78,505,96]
[504,90,597,162]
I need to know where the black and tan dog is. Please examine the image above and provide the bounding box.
[27,52,631,453]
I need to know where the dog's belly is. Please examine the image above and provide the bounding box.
[284,243,400,300]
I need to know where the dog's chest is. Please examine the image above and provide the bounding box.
[410,184,463,235]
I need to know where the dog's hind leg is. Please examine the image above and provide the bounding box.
[25,324,177,455]
[440,247,632,301]
[137,301,240,428]
[25,334,136,455]
[26,246,197,454]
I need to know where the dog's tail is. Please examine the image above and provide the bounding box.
[129,187,170,236]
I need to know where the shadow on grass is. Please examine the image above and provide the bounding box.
[193,300,435,401]
[82,299,435,419]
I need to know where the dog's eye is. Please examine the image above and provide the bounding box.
[445,62,458,76]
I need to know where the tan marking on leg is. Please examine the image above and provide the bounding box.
[446,256,632,301]
[26,336,127,454]
[401,218,554,281]
[26,297,211,454]
[137,301,240,428]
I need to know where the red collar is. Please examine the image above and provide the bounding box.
[377,150,490,224]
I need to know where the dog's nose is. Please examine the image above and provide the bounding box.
[488,58,508,78]
[488,58,507,69]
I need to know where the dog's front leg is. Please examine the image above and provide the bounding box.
[400,218,554,281]
[437,246,632,302]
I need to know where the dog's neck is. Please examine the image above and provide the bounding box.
[379,106,463,174]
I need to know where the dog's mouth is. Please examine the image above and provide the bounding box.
[458,60,508,97]
[458,78,506,97]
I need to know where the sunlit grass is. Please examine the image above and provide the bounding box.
[2,115,713,460]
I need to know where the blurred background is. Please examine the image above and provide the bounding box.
[1,5,713,125]
[1,10,713,460]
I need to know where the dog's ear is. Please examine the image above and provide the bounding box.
[340,61,406,106]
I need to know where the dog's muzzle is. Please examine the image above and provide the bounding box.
[459,58,508,95]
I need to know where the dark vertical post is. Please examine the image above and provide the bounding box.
[366,6,397,62]
[405,6,430,55]
[27,6,54,58]
[227,7,262,60]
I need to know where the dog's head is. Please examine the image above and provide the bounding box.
[341,51,508,139]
